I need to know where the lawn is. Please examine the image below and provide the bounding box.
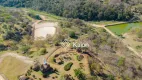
[0,56,30,80]
[107,22,142,35]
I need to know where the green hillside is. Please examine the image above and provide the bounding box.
[0,0,140,21]
[0,1,142,80]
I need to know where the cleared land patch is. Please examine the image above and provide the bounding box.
[0,56,30,80]
[0,75,5,80]
[34,22,57,40]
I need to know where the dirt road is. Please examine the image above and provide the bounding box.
[92,23,142,59]
[0,53,33,65]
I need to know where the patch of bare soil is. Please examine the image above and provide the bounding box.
[34,22,58,40]
[0,75,5,80]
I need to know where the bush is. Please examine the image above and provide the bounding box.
[55,41,60,46]
[60,21,72,28]
[64,62,73,71]
[74,69,86,80]
[77,55,84,61]
[0,44,7,51]
[106,75,115,80]
[63,74,73,80]
[138,30,142,38]
[28,13,42,20]
[20,45,30,53]
[69,31,77,39]
[35,15,42,20]
[39,48,47,55]
[117,57,125,67]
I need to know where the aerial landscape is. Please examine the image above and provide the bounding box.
[0,0,142,80]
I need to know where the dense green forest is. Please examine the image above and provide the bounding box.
[0,0,141,21]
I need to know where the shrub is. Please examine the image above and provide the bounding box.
[63,74,73,80]
[117,57,125,67]
[138,30,142,38]
[60,21,72,28]
[74,69,86,80]
[64,62,73,71]
[35,15,42,20]
[106,75,115,80]
[55,41,60,46]
[0,44,7,51]
[69,31,78,39]
[77,55,84,61]
[20,45,30,53]
[28,13,42,20]
[32,62,40,71]
[39,48,47,55]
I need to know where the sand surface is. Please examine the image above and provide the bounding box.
[34,22,57,40]
[0,75,5,80]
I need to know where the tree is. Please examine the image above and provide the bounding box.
[0,0,135,21]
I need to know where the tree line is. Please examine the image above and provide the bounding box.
[0,0,137,21]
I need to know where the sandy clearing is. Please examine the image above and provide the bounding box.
[34,22,57,40]
[0,75,5,80]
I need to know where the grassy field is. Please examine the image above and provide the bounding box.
[23,8,64,21]
[0,56,30,80]
[90,21,124,25]
[107,22,142,35]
